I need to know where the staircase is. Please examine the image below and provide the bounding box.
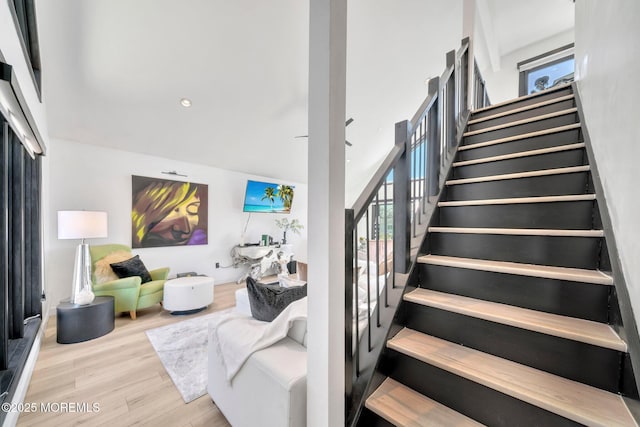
[358,84,640,426]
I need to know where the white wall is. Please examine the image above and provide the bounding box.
[344,0,464,205]
[477,29,575,104]
[44,138,308,309]
[574,1,640,325]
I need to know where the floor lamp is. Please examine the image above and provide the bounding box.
[57,210,108,305]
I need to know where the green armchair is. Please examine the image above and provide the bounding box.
[90,244,170,319]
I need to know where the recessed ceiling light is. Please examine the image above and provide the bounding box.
[180,98,192,108]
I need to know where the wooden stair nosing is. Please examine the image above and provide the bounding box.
[365,377,484,427]
[452,143,586,168]
[417,254,613,286]
[467,94,575,125]
[463,108,578,137]
[428,226,603,238]
[388,328,637,427]
[438,194,596,207]
[446,165,590,186]
[404,288,626,352]
[471,83,573,114]
[458,123,582,152]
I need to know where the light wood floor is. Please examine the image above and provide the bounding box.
[18,281,245,427]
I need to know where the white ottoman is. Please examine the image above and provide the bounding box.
[163,276,214,314]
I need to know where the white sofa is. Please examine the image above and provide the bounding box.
[207,294,308,427]
[208,258,386,427]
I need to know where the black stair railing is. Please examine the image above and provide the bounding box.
[474,59,491,109]
[344,36,489,425]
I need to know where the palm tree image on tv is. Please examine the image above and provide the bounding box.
[243,180,295,213]
[262,186,277,210]
[277,185,294,209]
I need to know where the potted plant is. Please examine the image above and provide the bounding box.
[275,218,303,244]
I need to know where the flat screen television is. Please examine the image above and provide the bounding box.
[242,180,295,213]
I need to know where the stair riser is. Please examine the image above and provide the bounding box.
[445,172,590,201]
[404,304,622,393]
[457,128,581,162]
[426,233,601,269]
[381,350,582,427]
[452,149,586,180]
[357,409,395,427]
[463,113,579,146]
[471,87,573,119]
[438,200,597,229]
[468,98,576,132]
[418,263,609,322]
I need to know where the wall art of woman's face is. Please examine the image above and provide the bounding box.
[147,193,200,245]
[131,175,208,248]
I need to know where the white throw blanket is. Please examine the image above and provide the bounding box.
[209,297,308,382]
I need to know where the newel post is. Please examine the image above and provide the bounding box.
[393,120,412,274]
[427,77,441,197]
[344,208,354,412]
[445,49,456,153]
[460,36,471,113]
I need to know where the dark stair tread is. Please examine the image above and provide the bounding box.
[417,255,613,285]
[388,328,638,427]
[459,123,581,152]
[365,377,484,427]
[468,94,575,126]
[404,288,626,351]
[428,226,603,237]
[453,143,585,167]
[438,194,596,207]
[463,108,578,137]
[446,165,590,186]
[472,83,573,115]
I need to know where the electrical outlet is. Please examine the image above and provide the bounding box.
[216,262,220,269]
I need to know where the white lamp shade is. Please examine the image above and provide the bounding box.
[57,210,108,240]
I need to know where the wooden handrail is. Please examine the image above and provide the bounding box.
[351,144,404,220]
[410,90,438,130]
[456,37,470,61]
[440,64,455,87]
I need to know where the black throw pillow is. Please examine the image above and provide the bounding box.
[110,255,152,283]
[246,277,307,322]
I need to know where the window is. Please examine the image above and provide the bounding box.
[518,44,575,96]
[0,68,43,420]
[9,0,42,96]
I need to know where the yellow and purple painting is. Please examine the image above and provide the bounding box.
[131,175,208,248]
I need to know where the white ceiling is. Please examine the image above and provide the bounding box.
[488,0,574,57]
[36,0,574,199]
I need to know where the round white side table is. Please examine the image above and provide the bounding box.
[163,276,214,314]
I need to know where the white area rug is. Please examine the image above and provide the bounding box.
[146,310,231,403]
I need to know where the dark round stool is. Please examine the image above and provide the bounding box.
[56,296,115,344]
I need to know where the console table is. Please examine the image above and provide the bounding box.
[56,296,115,344]
[231,244,293,283]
